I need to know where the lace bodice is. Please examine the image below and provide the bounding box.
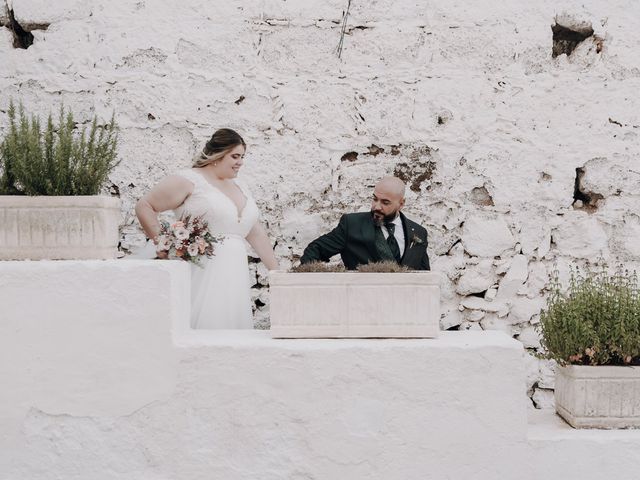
[173,169,259,237]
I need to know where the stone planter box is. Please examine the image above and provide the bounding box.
[269,271,440,338]
[554,365,640,429]
[0,196,121,260]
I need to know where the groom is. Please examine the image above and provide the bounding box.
[300,176,430,270]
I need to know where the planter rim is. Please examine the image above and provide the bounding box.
[558,364,640,378]
[270,270,442,286]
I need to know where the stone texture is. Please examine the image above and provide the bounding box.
[461,296,509,316]
[507,297,546,325]
[456,258,496,295]
[518,325,542,349]
[497,254,529,299]
[461,215,516,257]
[553,211,609,259]
[532,388,555,409]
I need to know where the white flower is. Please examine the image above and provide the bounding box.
[155,235,172,252]
[187,243,199,256]
[174,227,189,241]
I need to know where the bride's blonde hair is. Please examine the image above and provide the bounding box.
[192,128,246,168]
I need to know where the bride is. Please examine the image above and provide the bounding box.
[135,128,279,329]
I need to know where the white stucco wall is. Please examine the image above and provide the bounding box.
[2,0,640,404]
[2,261,640,479]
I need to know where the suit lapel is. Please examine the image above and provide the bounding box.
[400,212,411,263]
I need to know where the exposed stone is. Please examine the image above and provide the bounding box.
[497,255,529,299]
[532,388,555,409]
[459,321,483,331]
[522,262,549,299]
[518,213,552,258]
[518,325,542,349]
[440,309,463,330]
[507,297,546,325]
[465,310,486,322]
[553,211,609,259]
[480,314,512,334]
[484,287,498,301]
[460,297,509,316]
[461,216,516,257]
[538,360,557,389]
[455,259,495,295]
[617,214,640,259]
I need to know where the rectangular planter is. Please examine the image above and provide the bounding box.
[269,271,440,338]
[555,365,640,429]
[0,196,121,260]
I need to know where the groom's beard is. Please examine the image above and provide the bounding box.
[371,209,398,227]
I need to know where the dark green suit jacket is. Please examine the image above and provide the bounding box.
[300,212,430,270]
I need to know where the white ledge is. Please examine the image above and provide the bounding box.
[175,328,522,349]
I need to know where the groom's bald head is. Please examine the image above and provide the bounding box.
[375,176,406,200]
[371,176,406,226]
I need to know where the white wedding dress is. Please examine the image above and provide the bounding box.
[174,168,259,329]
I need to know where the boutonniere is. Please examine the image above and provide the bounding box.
[409,233,423,248]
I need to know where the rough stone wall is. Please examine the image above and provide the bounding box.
[2,0,640,407]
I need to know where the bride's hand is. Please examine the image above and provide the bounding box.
[156,250,169,259]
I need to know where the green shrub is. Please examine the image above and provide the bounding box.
[538,266,640,366]
[0,101,119,195]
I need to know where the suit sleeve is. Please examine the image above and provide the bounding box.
[420,229,431,271]
[300,214,348,264]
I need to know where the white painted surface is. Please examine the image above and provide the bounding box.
[528,409,640,479]
[2,0,640,386]
[1,261,640,478]
[269,271,441,338]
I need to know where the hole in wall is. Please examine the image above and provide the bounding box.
[551,17,596,58]
[1,7,49,49]
[341,151,358,162]
[573,167,603,212]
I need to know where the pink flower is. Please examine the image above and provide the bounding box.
[196,236,206,253]
[172,221,185,229]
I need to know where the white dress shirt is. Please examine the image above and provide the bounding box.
[381,214,405,257]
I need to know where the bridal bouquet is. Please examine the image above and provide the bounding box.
[155,214,218,266]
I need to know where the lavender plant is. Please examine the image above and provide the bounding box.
[538,266,640,366]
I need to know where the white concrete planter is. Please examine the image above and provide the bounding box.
[0,196,121,260]
[555,365,640,429]
[269,271,440,338]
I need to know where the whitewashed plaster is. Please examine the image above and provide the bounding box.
[2,0,640,405]
[2,260,640,479]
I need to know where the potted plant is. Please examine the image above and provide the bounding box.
[269,261,441,338]
[538,266,640,428]
[0,102,120,260]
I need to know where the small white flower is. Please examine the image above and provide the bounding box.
[155,235,172,252]
[187,243,199,256]
[174,227,189,241]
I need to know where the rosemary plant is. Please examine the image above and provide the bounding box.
[0,101,119,195]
